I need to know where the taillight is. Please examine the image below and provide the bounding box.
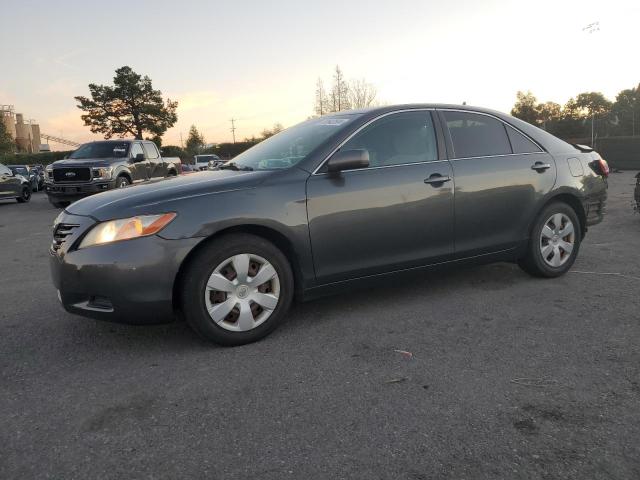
[590,158,609,178]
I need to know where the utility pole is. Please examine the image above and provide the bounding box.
[180,132,184,148]
[583,21,600,147]
[230,118,237,144]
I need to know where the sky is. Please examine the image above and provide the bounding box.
[1,0,639,149]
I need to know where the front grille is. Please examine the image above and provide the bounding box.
[52,223,79,252]
[52,167,91,183]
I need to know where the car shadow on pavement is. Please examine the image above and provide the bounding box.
[61,261,529,351]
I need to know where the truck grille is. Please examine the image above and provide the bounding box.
[52,223,79,252]
[52,167,91,183]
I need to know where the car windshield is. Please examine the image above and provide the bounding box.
[9,166,29,176]
[222,114,359,171]
[69,142,130,159]
[195,156,214,163]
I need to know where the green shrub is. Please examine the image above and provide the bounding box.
[0,151,74,166]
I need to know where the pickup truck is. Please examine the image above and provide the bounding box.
[45,139,180,208]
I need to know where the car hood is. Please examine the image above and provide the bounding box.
[51,158,119,168]
[66,170,270,220]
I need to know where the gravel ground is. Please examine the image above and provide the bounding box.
[1,172,639,479]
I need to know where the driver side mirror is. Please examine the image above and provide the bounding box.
[326,149,370,173]
[132,153,146,163]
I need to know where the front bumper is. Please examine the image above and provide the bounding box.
[45,179,116,202]
[49,211,202,324]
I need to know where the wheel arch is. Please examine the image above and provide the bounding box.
[171,223,304,314]
[115,169,132,183]
[531,191,587,238]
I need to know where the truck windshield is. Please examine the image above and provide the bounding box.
[69,142,130,159]
[222,114,359,171]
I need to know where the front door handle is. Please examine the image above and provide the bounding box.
[531,162,551,172]
[424,174,451,185]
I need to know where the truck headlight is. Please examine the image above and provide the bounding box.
[45,165,53,180]
[78,213,177,248]
[92,167,113,180]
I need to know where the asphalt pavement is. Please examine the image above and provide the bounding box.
[1,173,639,479]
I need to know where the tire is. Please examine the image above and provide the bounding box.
[49,199,68,208]
[180,234,294,346]
[518,202,581,278]
[116,176,131,188]
[16,186,31,203]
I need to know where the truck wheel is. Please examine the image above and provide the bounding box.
[16,186,31,203]
[180,234,294,346]
[116,176,131,188]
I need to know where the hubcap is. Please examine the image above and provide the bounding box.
[540,213,575,268]
[204,253,280,332]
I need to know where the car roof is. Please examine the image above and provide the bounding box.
[331,103,576,154]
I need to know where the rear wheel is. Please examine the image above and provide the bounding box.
[519,202,581,278]
[16,186,31,203]
[180,234,294,346]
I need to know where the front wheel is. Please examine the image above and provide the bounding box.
[116,176,131,188]
[180,234,294,346]
[518,202,581,278]
[16,186,31,203]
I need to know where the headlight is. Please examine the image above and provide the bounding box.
[45,165,53,179]
[92,167,113,180]
[78,213,176,249]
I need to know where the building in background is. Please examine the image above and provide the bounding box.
[1,105,42,153]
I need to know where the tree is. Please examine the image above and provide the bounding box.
[75,66,178,140]
[537,101,562,130]
[185,125,205,156]
[348,78,377,109]
[330,65,351,112]
[161,145,186,159]
[0,120,15,154]
[612,84,640,136]
[314,78,330,116]
[574,92,612,119]
[511,91,540,125]
[261,123,284,139]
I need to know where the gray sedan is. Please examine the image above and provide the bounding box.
[50,104,608,346]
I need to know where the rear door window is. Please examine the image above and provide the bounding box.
[506,125,542,154]
[443,111,511,158]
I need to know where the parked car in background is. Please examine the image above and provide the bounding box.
[0,163,32,203]
[31,164,45,190]
[8,165,39,192]
[194,154,223,171]
[45,139,181,208]
[50,104,608,346]
[180,163,198,175]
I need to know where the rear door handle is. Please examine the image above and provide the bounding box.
[424,174,451,185]
[531,162,551,172]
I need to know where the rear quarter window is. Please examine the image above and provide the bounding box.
[506,125,542,154]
